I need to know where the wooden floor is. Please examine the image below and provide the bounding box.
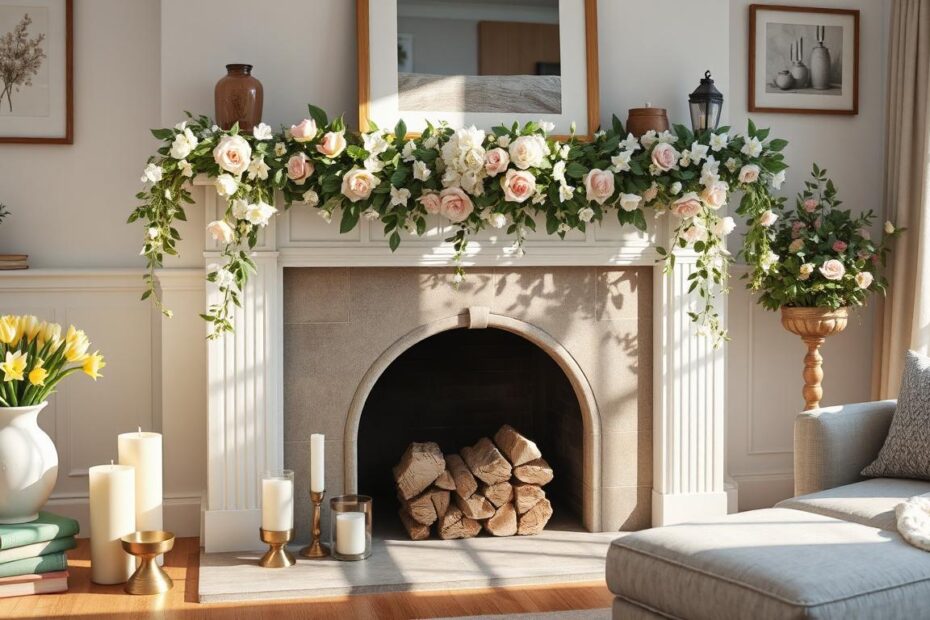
[0,538,613,619]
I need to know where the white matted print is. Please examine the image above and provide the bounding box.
[359,0,598,138]
[749,5,858,115]
[0,0,71,143]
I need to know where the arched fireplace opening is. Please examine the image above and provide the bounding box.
[356,326,587,535]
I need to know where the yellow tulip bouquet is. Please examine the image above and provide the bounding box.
[0,315,105,408]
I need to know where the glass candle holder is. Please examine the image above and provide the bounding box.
[261,469,294,533]
[330,495,372,561]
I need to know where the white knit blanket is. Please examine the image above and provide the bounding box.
[896,496,930,550]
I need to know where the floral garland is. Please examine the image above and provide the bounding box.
[131,105,788,344]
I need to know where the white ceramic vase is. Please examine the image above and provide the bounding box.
[0,402,58,524]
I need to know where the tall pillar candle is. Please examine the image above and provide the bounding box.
[118,429,163,564]
[89,463,135,584]
[310,434,325,492]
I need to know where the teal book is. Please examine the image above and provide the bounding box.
[0,536,76,565]
[0,513,80,550]
[0,552,68,579]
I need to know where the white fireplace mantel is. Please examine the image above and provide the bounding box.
[193,181,729,552]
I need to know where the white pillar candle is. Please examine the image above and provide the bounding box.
[335,512,366,556]
[88,463,135,584]
[118,428,163,564]
[261,477,294,531]
[310,433,325,493]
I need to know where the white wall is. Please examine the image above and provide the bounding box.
[0,0,892,531]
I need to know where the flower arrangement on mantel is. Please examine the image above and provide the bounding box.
[131,104,789,344]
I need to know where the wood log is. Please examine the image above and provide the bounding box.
[517,498,553,535]
[494,425,542,467]
[438,506,482,540]
[446,454,478,499]
[400,490,438,526]
[513,457,554,486]
[434,468,456,491]
[399,509,430,540]
[393,442,445,500]
[513,482,546,514]
[461,437,512,485]
[429,488,451,519]
[484,502,518,537]
[480,481,513,508]
[454,493,495,520]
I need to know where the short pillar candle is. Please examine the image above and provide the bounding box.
[261,470,294,532]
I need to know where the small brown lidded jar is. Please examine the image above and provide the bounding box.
[626,105,670,138]
[214,64,263,133]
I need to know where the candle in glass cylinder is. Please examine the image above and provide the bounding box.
[118,428,163,563]
[335,512,366,556]
[310,434,325,492]
[89,462,135,584]
[261,471,294,532]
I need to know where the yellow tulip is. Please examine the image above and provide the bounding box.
[28,359,48,386]
[39,322,63,349]
[82,351,105,380]
[64,325,90,362]
[18,315,41,343]
[0,316,16,345]
[1,350,27,382]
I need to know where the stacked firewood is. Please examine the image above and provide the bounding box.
[393,425,554,540]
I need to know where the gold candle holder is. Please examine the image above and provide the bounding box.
[299,490,330,559]
[259,528,296,568]
[120,531,175,595]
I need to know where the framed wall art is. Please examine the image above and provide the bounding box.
[357,0,599,138]
[749,4,858,115]
[0,0,72,143]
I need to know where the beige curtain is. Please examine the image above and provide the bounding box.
[873,0,930,398]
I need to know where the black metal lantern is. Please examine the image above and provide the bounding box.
[689,70,724,133]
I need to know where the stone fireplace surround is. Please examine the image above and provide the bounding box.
[196,181,727,552]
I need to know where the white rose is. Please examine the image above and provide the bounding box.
[170,128,198,160]
[141,163,163,184]
[274,142,287,157]
[488,212,508,229]
[819,259,846,281]
[318,209,333,224]
[206,220,235,244]
[247,157,270,181]
[725,157,739,173]
[670,181,682,195]
[390,186,411,207]
[739,164,761,184]
[855,271,874,289]
[618,193,642,212]
[496,135,511,148]
[640,130,658,148]
[231,199,249,220]
[885,221,895,234]
[539,120,555,133]
[709,132,728,152]
[246,201,277,227]
[402,140,417,162]
[212,134,252,175]
[252,123,273,141]
[211,267,236,290]
[508,135,546,170]
[759,209,778,227]
[771,170,786,190]
[302,190,319,207]
[413,160,431,181]
[611,150,632,173]
[799,263,815,280]
[552,160,567,182]
[179,160,194,178]
[682,222,708,244]
[363,208,379,221]
[362,130,389,157]
[741,137,763,158]
[712,216,736,237]
[214,174,238,197]
[341,167,380,202]
[558,183,575,203]
[557,223,571,234]
[578,207,595,223]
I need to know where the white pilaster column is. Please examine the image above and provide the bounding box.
[652,249,728,526]
[201,187,284,552]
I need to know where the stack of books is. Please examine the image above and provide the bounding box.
[0,254,28,270]
[0,512,79,598]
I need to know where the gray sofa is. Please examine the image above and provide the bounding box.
[606,400,930,619]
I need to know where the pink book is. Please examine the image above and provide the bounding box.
[0,570,68,598]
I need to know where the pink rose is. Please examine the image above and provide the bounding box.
[290,118,318,143]
[501,169,536,203]
[419,192,441,215]
[819,259,846,281]
[791,222,806,238]
[671,193,702,218]
[642,183,659,203]
[316,131,347,158]
[832,240,848,253]
[341,167,380,202]
[738,164,761,184]
[584,169,615,205]
[803,198,819,212]
[759,210,778,227]
[788,238,804,253]
[484,148,510,177]
[857,249,872,260]
[701,181,728,209]
[212,135,252,176]
[439,187,474,222]
[286,153,315,185]
[651,143,679,172]
[814,217,822,230]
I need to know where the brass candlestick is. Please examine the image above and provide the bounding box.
[259,528,296,568]
[299,490,330,558]
[120,531,175,595]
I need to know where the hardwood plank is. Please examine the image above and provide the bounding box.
[0,538,612,619]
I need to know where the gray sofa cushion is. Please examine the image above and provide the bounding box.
[862,350,930,480]
[775,477,930,531]
[607,508,930,620]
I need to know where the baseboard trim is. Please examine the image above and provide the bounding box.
[651,490,728,526]
[729,471,794,511]
[46,493,202,538]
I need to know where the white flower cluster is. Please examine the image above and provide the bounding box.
[440,126,488,195]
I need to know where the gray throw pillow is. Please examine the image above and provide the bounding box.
[862,350,930,480]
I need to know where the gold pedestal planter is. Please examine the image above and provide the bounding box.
[121,531,175,595]
[780,306,848,411]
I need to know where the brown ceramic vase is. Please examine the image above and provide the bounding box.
[214,64,263,133]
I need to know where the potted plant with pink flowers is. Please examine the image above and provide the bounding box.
[749,164,901,410]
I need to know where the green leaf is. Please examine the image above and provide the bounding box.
[632,209,647,232]
[565,162,587,179]
[394,119,407,141]
[307,104,328,129]
[767,138,788,152]
[151,128,173,140]
[347,145,368,160]
[389,231,401,251]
